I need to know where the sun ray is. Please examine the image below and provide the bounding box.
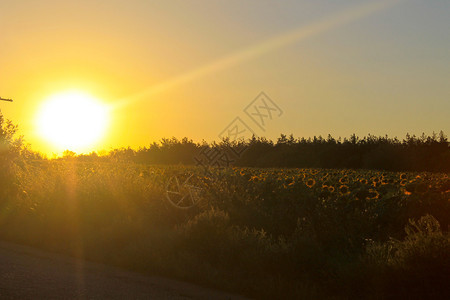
[114,0,406,109]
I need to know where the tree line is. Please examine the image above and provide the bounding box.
[78,132,449,172]
[1,111,448,172]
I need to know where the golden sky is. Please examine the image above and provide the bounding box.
[0,0,449,155]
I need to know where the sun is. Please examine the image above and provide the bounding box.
[36,91,110,152]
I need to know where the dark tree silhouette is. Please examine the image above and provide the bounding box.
[101,132,449,172]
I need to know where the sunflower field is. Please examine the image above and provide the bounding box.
[0,160,449,298]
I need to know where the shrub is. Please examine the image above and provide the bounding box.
[363,215,450,299]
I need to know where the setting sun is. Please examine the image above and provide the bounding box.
[36,91,109,152]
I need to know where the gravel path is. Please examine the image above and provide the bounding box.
[0,241,248,299]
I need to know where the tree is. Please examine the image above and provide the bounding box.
[0,111,20,155]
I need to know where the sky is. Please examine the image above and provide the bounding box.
[0,0,449,155]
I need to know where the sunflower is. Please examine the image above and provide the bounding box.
[328,186,335,193]
[310,169,319,175]
[400,173,407,180]
[250,175,259,182]
[339,185,350,195]
[323,180,332,187]
[367,189,379,200]
[400,179,407,186]
[306,178,316,188]
[359,178,368,185]
[372,181,381,188]
[339,176,349,184]
[405,184,415,194]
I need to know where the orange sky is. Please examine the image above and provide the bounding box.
[0,0,449,155]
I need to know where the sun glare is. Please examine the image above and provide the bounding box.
[36,91,109,152]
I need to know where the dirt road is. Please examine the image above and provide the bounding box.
[0,241,247,299]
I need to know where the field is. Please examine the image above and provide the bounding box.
[1,159,449,298]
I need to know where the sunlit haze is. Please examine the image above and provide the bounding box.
[0,0,449,155]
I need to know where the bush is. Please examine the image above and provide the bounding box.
[363,215,450,299]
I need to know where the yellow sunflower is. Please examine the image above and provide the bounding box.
[310,169,319,175]
[339,177,347,184]
[367,189,379,200]
[339,185,350,195]
[306,178,316,188]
